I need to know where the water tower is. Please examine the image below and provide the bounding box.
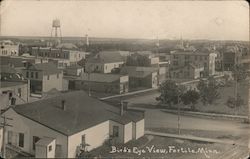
[50,19,62,46]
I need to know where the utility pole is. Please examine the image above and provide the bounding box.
[177,90,181,135]
[0,115,13,158]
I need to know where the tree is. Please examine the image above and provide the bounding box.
[226,95,244,115]
[197,77,220,105]
[126,54,149,66]
[181,89,200,110]
[156,80,185,106]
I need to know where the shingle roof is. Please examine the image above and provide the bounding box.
[25,62,61,75]
[13,91,144,136]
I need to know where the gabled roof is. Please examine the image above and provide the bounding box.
[120,66,158,78]
[87,51,125,63]
[25,62,61,75]
[12,91,144,136]
[56,43,78,50]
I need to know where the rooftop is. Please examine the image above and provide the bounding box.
[80,73,127,83]
[0,81,27,88]
[121,66,158,78]
[87,51,125,63]
[12,91,144,136]
[24,62,61,75]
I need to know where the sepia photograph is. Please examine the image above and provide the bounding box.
[0,0,249,158]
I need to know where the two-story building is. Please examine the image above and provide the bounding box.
[170,50,216,77]
[22,62,63,96]
[0,40,19,56]
[170,63,204,79]
[85,51,125,74]
[31,47,89,68]
[1,91,144,158]
[121,66,158,89]
[66,73,129,94]
[0,65,29,110]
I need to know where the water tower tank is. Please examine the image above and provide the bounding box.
[52,19,60,28]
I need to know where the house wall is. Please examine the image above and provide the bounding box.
[109,120,124,143]
[0,44,19,56]
[35,139,56,158]
[67,121,110,158]
[124,122,133,143]
[62,79,69,91]
[150,57,159,65]
[0,83,29,108]
[85,62,104,73]
[170,53,215,76]
[2,109,68,158]
[135,119,145,139]
[68,51,86,62]
[104,62,124,73]
[42,73,63,92]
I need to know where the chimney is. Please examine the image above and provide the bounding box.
[61,100,66,111]
[120,101,124,116]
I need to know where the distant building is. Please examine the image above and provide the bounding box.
[65,73,129,94]
[0,81,29,110]
[0,40,19,56]
[127,52,160,67]
[223,46,242,71]
[0,65,29,110]
[121,66,158,89]
[170,63,204,79]
[22,62,63,95]
[2,91,144,158]
[64,64,84,77]
[31,47,89,68]
[0,56,48,74]
[85,51,125,74]
[170,51,216,77]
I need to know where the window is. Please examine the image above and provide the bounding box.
[33,136,40,150]
[31,72,34,78]
[18,88,21,97]
[26,72,29,78]
[35,72,38,79]
[57,73,59,79]
[47,75,50,80]
[19,133,24,148]
[113,126,119,137]
[173,55,178,59]
[185,55,189,59]
[49,145,52,152]
[8,131,13,144]
[173,61,178,66]
[200,56,203,60]
[195,56,198,60]
[81,135,86,145]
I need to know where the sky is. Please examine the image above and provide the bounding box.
[0,0,249,41]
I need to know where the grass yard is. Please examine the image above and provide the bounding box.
[147,128,242,141]
[194,82,249,116]
[89,135,243,159]
[131,81,249,116]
